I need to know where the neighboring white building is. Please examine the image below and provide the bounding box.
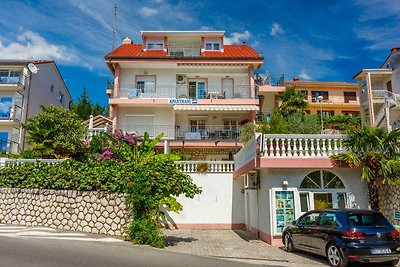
[353,47,400,131]
[0,60,71,153]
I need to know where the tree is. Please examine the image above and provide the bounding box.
[277,88,308,116]
[23,105,87,158]
[70,88,108,120]
[331,126,400,211]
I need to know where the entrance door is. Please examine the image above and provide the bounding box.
[222,78,233,98]
[188,81,206,99]
[387,81,392,93]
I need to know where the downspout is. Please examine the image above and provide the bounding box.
[20,68,33,151]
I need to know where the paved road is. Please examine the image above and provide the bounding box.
[0,234,286,267]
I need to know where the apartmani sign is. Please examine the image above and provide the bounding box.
[168,98,198,104]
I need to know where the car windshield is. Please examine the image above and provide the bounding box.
[347,213,391,228]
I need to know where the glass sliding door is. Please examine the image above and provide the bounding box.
[188,80,207,99]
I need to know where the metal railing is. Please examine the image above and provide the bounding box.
[255,73,285,86]
[262,134,346,158]
[0,105,23,122]
[117,84,253,99]
[0,158,66,168]
[167,44,201,57]
[175,161,234,173]
[116,124,241,141]
[306,96,359,105]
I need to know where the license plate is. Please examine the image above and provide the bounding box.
[371,248,391,254]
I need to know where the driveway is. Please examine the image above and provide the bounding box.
[164,229,400,267]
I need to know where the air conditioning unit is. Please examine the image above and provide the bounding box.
[244,171,258,190]
[176,74,186,84]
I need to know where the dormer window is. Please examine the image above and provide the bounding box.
[204,38,222,51]
[146,39,164,50]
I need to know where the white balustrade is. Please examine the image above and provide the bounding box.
[262,134,346,158]
[175,161,235,173]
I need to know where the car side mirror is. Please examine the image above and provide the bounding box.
[292,220,297,226]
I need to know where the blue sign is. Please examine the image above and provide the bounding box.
[168,98,197,104]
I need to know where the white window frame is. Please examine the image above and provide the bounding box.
[146,39,164,50]
[204,38,222,51]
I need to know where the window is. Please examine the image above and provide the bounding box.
[50,85,54,93]
[189,119,206,132]
[319,213,338,227]
[317,110,335,116]
[342,111,359,117]
[311,91,329,102]
[300,90,308,99]
[347,213,391,228]
[58,93,64,104]
[136,76,155,94]
[204,40,221,51]
[343,92,357,103]
[0,132,8,153]
[298,212,320,226]
[147,39,164,50]
[301,170,345,189]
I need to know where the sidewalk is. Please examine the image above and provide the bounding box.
[164,230,328,266]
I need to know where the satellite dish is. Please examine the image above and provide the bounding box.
[27,63,38,74]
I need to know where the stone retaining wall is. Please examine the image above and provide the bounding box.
[0,188,129,235]
[379,184,400,226]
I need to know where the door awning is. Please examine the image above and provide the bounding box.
[173,105,259,111]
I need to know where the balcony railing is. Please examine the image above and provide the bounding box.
[0,71,25,87]
[116,125,241,141]
[175,161,234,173]
[262,134,346,158]
[306,96,359,105]
[255,73,285,86]
[167,44,201,57]
[115,84,253,99]
[0,138,19,154]
[0,105,23,122]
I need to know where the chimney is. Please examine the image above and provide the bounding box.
[122,36,132,45]
[242,41,246,45]
[293,77,299,82]
[391,46,400,53]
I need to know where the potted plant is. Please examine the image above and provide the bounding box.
[196,162,208,172]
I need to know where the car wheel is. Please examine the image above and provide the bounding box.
[384,259,399,266]
[326,243,348,267]
[284,234,294,252]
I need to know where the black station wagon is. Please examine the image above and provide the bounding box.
[282,209,400,267]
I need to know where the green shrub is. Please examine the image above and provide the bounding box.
[127,216,166,248]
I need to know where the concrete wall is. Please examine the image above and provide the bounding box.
[165,172,245,229]
[0,188,129,236]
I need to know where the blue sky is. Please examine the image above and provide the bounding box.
[0,0,399,107]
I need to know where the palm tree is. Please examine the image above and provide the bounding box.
[331,126,400,211]
[277,88,308,116]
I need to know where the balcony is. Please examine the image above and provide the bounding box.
[167,44,201,57]
[117,125,241,141]
[305,96,359,105]
[0,71,25,89]
[262,134,346,158]
[114,84,253,99]
[0,105,23,124]
[0,138,19,154]
[175,161,234,173]
[255,73,285,86]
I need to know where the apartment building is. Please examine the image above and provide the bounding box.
[105,31,263,160]
[103,31,263,230]
[257,75,360,121]
[353,47,400,131]
[0,60,71,154]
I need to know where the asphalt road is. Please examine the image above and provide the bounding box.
[0,236,285,267]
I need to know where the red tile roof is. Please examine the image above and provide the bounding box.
[105,44,263,60]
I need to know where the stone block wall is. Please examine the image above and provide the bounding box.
[379,184,400,226]
[0,188,130,235]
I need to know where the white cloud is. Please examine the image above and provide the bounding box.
[299,70,312,81]
[0,31,78,62]
[224,31,251,45]
[140,7,159,17]
[270,23,285,36]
